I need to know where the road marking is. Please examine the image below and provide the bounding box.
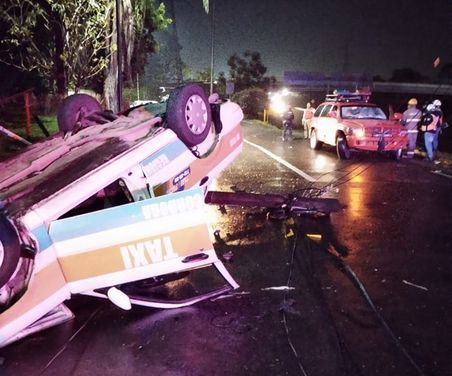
[244,139,316,182]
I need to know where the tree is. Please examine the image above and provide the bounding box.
[438,63,452,82]
[216,71,226,96]
[389,68,427,83]
[372,75,385,82]
[227,50,275,91]
[0,0,170,106]
[0,0,112,95]
[231,87,267,119]
[0,0,66,94]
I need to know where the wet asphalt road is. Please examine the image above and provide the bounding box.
[1,120,452,376]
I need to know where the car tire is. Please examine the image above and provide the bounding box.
[166,84,212,147]
[57,94,103,132]
[391,148,402,161]
[336,136,351,160]
[310,129,322,150]
[0,215,21,288]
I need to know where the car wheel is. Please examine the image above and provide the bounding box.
[0,216,21,288]
[310,129,322,150]
[391,148,402,161]
[166,84,212,147]
[57,94,103,132]
[336,136,351,160]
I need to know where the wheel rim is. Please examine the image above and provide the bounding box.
[185,94,208,135]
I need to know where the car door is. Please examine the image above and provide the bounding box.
[312,105,325,141]
[48,187,215,294]
[323,105,339,145]
[317,104,333,144]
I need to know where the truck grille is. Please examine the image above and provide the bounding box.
[368,127,393,137]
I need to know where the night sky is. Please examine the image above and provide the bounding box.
[172,0,451,80]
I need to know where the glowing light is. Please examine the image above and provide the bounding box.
[354,128,365,138]
[281,88,290,96]
[269,91,288,114]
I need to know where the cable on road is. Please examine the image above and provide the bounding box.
[281,230,309,376]
[323,248,427,376]
[39,307,101,375]
[292,225,426,376]
[292,232,363,375]
[291,161,377,201]
[320,162,377,190]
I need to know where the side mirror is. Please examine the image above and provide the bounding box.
[328,110,337,118]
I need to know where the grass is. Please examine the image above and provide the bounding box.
[29,114,59,139]
[0,112,58,160]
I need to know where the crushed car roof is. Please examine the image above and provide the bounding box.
[0,109,162,216]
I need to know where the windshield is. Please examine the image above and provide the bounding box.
[340,106,387,120]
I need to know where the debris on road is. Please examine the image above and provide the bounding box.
[210,291,251,302]
[279,298,301,316]
[261,286,296,291]
[306,233,322,242]
[402,279,428,291]
[222,250,234,261]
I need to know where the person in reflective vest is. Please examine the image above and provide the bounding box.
[420,104,441,162]
[302,102,315,139]
[401,98,421,158]
[431,99,445,158]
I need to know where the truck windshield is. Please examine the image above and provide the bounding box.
[341,106,387,120]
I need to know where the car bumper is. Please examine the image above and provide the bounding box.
[347,136,406,151]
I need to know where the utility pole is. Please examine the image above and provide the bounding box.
[116,0,123,110]
[209,0,215,95]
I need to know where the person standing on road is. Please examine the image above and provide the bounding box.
[431,99,445,158]
[401,98,422,158]
[302,102,315,139]
[281,107,294,141]
[420,103,441,162]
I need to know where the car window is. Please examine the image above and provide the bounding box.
[320,105,332,117]
[314,105,324,117]
[340,105,387,120]
[59,179,133,219]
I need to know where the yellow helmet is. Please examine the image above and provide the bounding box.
[408,98,418,106]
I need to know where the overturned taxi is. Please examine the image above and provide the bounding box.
[0,84,243,347]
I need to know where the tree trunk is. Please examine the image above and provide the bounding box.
[53,10,67,96]
[35,0,67,96]
[104,2,119,112]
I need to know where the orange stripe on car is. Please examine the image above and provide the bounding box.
[58,224,212,282]
[0,260,68,328]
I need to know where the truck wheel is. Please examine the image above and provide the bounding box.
[337,136,351,160]
[0,216,21,288]
[57,94,103,132]
[310,129,322,150]
[166,84,212,147]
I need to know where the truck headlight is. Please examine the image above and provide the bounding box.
[350,128,364,138]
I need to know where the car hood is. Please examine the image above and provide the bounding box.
[341,119,401,129]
